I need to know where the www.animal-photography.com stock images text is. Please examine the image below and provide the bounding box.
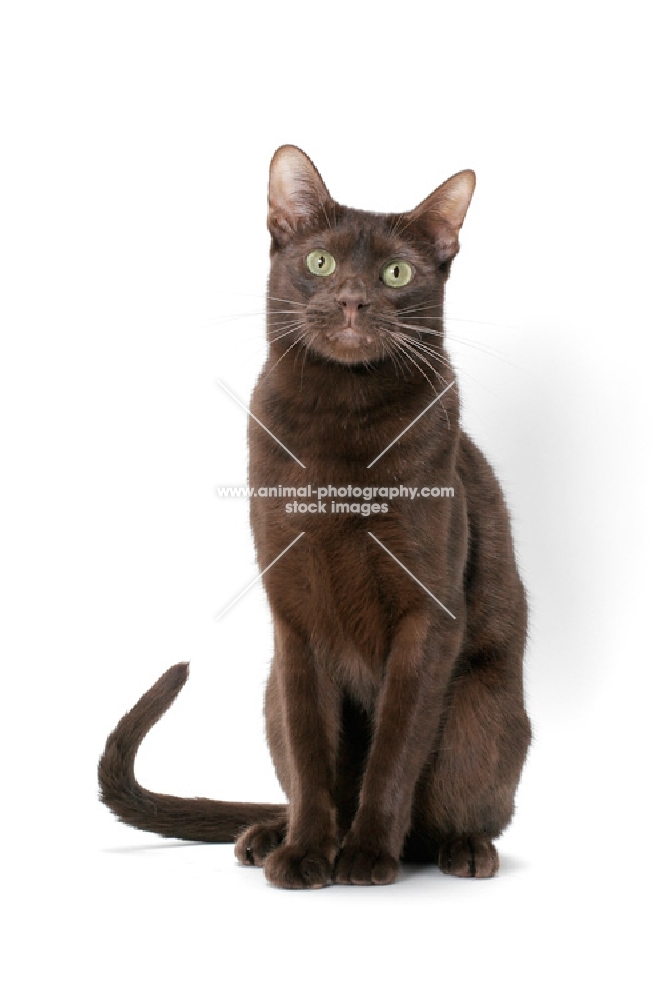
[2,3,663,999]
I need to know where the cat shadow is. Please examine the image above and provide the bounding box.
[102,843,528,884]
[102,840,218,854]
[460,330,603,707]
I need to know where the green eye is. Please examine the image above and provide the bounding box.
[382,260,413,287]
[306,250,336,277]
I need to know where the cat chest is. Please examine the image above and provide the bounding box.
[260,513,434,701]
[306,528,390,700]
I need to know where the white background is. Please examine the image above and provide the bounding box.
[1,2,664,997]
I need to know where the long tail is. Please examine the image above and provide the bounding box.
[98,662,286,842]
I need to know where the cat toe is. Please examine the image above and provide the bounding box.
[438,835,499,878]
[335,845,399,886]
[263,844,334,889]
[234,820,286,867]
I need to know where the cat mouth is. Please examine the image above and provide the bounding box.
[315,326,382,364]
[327,327,372,349]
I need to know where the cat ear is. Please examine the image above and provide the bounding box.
[408,170,476,262]
[268,145,334,246]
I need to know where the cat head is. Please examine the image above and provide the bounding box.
[266,145,475,367]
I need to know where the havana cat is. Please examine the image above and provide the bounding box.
[99,146,531,888]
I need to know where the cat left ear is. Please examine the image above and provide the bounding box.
[268,145,334,247]
[408,169,476,263]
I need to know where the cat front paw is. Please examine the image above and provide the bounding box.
[234,819,287,867]
[263,843,335,890]
[335,843,399,886]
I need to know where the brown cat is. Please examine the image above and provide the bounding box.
[99,146,531,888]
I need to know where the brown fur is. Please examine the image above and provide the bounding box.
[99,146,531,888]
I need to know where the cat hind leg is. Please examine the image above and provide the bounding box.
[413,654,531,879]
[438,834,499,878]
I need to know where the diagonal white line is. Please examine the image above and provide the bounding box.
[217,379,306,468]
[367,532,456,619]
[216,532,305,620]
[366,380,455,468]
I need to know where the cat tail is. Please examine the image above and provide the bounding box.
[98,662,286,842]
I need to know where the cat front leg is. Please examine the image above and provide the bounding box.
[262,615,340,889]
[335,609,462,886]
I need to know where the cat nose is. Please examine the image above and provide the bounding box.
[336,279,368,325]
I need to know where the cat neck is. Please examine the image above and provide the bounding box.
[262,340,456,418]
[252,345,460,472]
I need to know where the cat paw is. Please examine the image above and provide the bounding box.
[263,844,335,890]
[335,844,399,886]
[438,835,499,878]
[234,820,287,867]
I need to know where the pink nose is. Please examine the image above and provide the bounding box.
[336,280,368,326]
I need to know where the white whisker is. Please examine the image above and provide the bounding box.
[266,332,309,377]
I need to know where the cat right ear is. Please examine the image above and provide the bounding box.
[268,146,333,247]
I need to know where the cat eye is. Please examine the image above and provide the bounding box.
[306,250,336,277]
[382,260,413,288]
